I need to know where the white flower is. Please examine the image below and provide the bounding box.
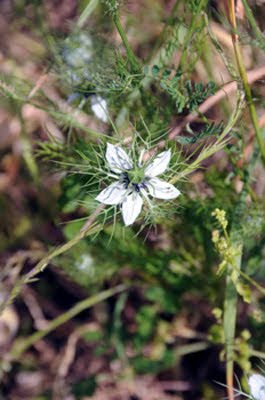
[248,374,265,400]
[63,33,93,68]
[62,33,93,85]
[91,95,108,123]
[96,143,180,226]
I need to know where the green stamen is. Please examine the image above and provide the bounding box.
[128,167,145,184]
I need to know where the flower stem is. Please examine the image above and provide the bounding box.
[234,43,265,162]
[222,160,256,400]
[223,243,242,400]
[113,14,140,73]
[220,6,265,389]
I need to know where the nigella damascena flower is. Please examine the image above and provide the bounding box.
[90,95,108,123]
[96,143,180,226]
[248,374,265,400]
[61,33,109,123]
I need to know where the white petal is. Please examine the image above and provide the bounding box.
[121,192,143,226]
[96,182,127,205]
[91,95,108,123]
[138,149,145,167]
[106,143,133,173]
[248,374,265,400]
[144,150,171,178]
[146,178,180,200]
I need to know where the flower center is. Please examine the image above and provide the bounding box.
[127,167,145,185]
[120,170,147,193]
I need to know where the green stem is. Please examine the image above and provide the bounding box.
[233,40,265,164]
[10,284,126,360]
[223,243,242,400]
[222,183,252,400]
[223,190,247,400]
[177,0,208,72]
[76,0,99,29]
[222,11,265,393]
[241,0,265,51]
[113,14,140,73]
[116,22,186,127]
[227,0,265,165]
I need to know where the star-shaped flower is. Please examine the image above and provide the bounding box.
[96,143,180,226]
